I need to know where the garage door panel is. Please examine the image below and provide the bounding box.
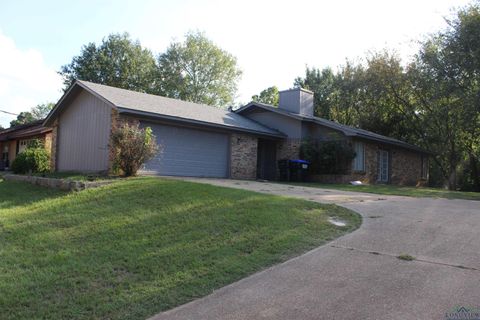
[141,122,229,177]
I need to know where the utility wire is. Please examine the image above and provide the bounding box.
[0,110,18,116]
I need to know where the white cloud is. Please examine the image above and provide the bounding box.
[0,30,63,127]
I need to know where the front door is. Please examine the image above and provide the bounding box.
[257,139,277,180]
[1,145,8,168]
[378,149,389,183]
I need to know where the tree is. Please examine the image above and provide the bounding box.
[406,2,480,190]
[9,103,54,127]
[31,103,55,119]
[10,112,35,127]
[292,2,480,191]
[294,53,412,140]
[251,86,279,106]
[111,122,159,176]
[60,33,157,93]
[294,67,336,118]
[156,31,242,107]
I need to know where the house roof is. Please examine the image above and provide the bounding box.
[45,80,285,138]
[236,102,430,154]
[0,120,51,142]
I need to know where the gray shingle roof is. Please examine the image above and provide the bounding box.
[68,81,284,137]
[236,102,429,154]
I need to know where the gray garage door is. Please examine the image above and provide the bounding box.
[141,122,229,177]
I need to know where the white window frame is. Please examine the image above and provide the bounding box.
[18,139,34,154]
[378,149,389,182]
[352,141,365,172]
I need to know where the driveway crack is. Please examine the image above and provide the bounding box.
[330,244,479,272]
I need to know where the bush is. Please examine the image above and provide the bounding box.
[300,139,356,174]
[11,147,51,174]
[111,121,159,176]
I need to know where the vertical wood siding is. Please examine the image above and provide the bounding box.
[57,90,112,172]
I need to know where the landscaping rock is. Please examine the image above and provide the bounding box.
[3,174,114,191]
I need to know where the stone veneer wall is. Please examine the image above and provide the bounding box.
[230,133,258,180]
[3,174,114,191]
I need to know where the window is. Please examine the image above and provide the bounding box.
[421,155,428,179]
[378,149,389,182]
[18,139,30,154]
[353,141,365,171]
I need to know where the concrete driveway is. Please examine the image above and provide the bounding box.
[151,179,480,320]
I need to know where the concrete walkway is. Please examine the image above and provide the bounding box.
[151,179,480,320]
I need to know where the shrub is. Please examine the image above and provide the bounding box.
[300,139,356,174]
[111,122,159,176]
[11,147,51,174]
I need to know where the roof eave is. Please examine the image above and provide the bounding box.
[353,134,431,154]
[236,102,305,120]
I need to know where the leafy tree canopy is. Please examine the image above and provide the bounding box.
[293,1,480,191]
[9,103,54,127]
[60,33,157,93]
[156,31,242,107]
[252,86,279,106]
[294,67,336,118]
[31,102,55,120]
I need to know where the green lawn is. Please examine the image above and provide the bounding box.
[0,177,360,320]
[288,182,480,201]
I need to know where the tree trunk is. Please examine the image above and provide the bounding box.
[469,153,480,192]
[448,164,457,191]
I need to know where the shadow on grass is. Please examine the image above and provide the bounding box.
[0,179,67,210]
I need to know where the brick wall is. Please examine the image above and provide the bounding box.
[49,119,58,171]
[311,144,377,184]
[230,133,258,180]
[311,141,426,186]
[44,132,53,171]
[353,141,379,183]
[390,148,423,185]
[277,138,302,160]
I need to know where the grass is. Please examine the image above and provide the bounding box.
[0,177,360,320]
[397,254,416,261]
[287,182,480,201]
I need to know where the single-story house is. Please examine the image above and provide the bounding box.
[43,80,429,185]
[236,89,430,185]
[0,120,53,170]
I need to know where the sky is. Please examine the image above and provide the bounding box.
[0,0,472,127]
